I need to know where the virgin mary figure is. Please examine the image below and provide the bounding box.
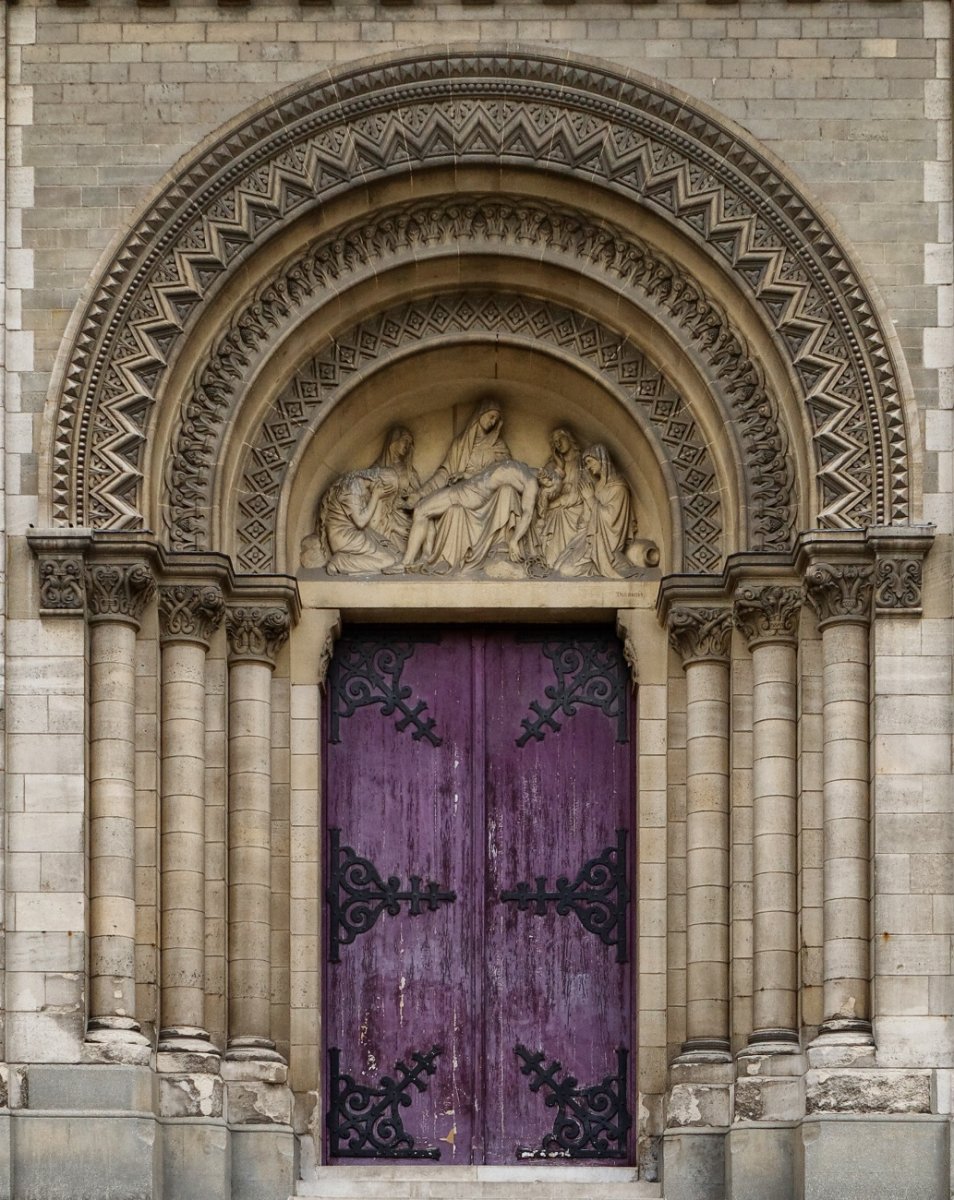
[404,399,523,571]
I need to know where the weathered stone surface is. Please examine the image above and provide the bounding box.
[662,1130,726,1200]
[158,1073,224,1119]
[666,1082,732,1129]
[806,1070,931,1115]
[162,1121,230,1200]
[727,1125,796,1200]
[230,1127,296,1200]
[13,1115,159,1200]
[24,1065,154,1113]
[225,1080,293,1127]
[797,1116,948,1200]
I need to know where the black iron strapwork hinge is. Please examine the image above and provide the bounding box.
[327,828,457,962]
[514,1044,630,1160]
[327,1045,443,1159]
[500,830,630,963]
[329,635,442,746]
[516,636,629,747]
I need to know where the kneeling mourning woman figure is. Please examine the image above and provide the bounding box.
[299,425,418,574]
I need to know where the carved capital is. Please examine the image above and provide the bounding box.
[667,607,732,665]
[158,584,225,648]
[873,557,922,614]
[803,562,873,629]
[226,605,291,666]
[85,562,156,627]
[733,585,801,648]
[38,555,86,616]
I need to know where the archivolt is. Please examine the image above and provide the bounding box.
[51,49,910,535]
[167,195,792,567]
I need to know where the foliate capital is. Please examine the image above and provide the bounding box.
[803,561,873,629]
[159,584,225,648]
[667,607,733,665]
[733,585,801,648]
[85,561,156,628]
[226,605,291,666]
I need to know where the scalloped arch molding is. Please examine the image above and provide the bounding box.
[51,49,912,547]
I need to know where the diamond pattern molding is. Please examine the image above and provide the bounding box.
[172,196,788,573]
[52,51,909,544]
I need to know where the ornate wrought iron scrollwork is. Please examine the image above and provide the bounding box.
[516,636,629,747]
[501,830,630,963]
[328,829,456,962]
[514,1044,630,1160]
[327,1045,443,1159]
[329,635,442,746]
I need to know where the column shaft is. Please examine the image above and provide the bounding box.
[821,620,870,1028]
[668,605,733,1060]
[85,559,155,1044]
[751,639,798,1038]
[228,659,274,1049]
[685,656,731,1050]
[88,619,140,1030]
[160,640,210,1040]
[804,559,874,1039]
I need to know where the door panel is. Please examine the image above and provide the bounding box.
[482,632,632,1163]
[325,632,476,1161]
[324,627,633,1166]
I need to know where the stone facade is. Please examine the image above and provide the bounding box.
[1,2,953,1198]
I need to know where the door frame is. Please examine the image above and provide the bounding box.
[288,591,669,1177]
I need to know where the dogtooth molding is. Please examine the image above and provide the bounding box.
[50,50,910,546]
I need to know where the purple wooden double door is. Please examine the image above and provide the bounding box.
[324,627,634,1166]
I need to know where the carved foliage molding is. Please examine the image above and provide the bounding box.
[38,555,85,615]
[239,291,721,574]
[733,585,801,647]
[54,52,908,544]
[803,562,874,628]
[85,562,156,626]
[158,583,225,647]
[667,607,733,664]
[873,557,922,614]
[169,197,791,570]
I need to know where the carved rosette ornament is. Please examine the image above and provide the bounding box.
[38,555,85,615]
[85,562,156,627]
[873,557,922,613]
[667,607,733,665]
[733,586,801,648]
[158,584,225,648]
[225,606,292,667]
[803,562,874,629]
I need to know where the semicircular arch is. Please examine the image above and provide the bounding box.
[47,46,916,545]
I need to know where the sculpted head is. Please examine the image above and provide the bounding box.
[551,427,577,457]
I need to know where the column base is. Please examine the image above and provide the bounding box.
[740,1029,801,1057]
[673,1037,732,1066]
[808,1024,875,1069]
[158,1026,221,1067]
[225,1036,285,1067]
[86,1016,150,1047]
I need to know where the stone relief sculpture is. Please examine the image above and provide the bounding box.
[301,403,659,579]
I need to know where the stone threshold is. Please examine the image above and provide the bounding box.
[295,1165,661,1199]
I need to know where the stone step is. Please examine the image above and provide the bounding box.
[294,1165,662,1200]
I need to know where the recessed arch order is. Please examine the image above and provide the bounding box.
[47,46,918,566]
